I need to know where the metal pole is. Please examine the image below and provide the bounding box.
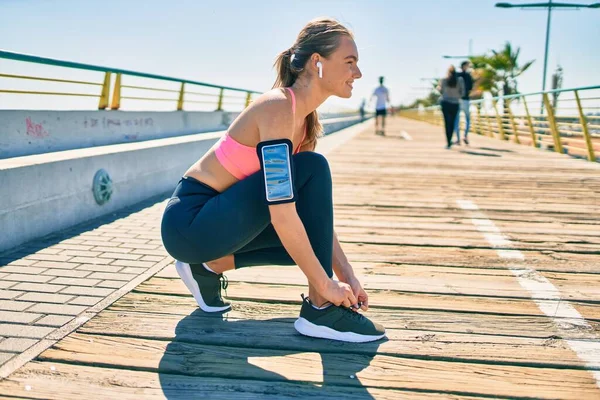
[177,82,185,111]
[522,96,538,148]
[493,100,507,140]
[110,73,121,110]
[574,90,596,161]
[98,72,111,110]
[541,0,553,114]
[542,0,552,92]
[543,93,564,154]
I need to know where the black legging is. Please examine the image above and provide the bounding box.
[160,151,334,277]
[441,100,459,146]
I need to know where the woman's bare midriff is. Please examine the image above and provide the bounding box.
[183,150,240,193]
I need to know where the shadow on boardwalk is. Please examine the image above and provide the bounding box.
[159,310,385,399]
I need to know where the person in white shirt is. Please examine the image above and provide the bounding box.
[371,76,390,136]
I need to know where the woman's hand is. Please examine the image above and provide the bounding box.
[345,276,369,312]
[321,280,357,308]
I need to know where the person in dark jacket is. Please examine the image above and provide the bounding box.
[438,65,465,149]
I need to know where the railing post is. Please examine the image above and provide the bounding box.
[522,96,538,148]
[476,103,482,135]
[574,90,596,162]
[177,82,185,111]
[110,73,121,110]
[98,72,111,110]
[506,99,521,144]
[543,93,564,154]
[216,88,224,111]
[492,100,506,140]
[482,104,493,137]
[245,91,252,108]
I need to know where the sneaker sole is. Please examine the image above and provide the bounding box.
[294,317,385,343]
[175,261,231,313]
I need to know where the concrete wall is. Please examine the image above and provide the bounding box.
[0,110,240,159]
[0,110,360,160]
[0,115,365,253]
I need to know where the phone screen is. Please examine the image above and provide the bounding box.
[261,143,293,202]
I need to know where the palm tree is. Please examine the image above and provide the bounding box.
[470,42,535,98]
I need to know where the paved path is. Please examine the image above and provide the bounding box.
[0,117,599,398]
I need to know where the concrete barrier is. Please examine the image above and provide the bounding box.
[0,111,361,160]
[0,114,366,253]
[0,110,241,159]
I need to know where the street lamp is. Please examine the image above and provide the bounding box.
[442,39,474,60]
[442,55,470,59]
[495,1,600,95]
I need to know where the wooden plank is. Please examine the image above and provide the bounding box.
[332,192,600,215]
[156,263,600,303]
[135,278,600,321]
[80,309,595,369]
[162,263,534,298]
[33,333,600,399]
[0,361,490,400]
[338,243,600,274]
[335,231,600,254]
[334,212,596,227]
[334,217,600,239]
[335,223,600,246]
[334,206,600,228]
[334,198,600,216]
[106,292,599,340]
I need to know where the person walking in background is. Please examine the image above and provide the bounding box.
[438,65,465,149]
[371,76,390,136]
[454,61,474,145]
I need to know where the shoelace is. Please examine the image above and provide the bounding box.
[341,305,366,321]
[218,274,228,298]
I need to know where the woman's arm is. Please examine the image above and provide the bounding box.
[255,94,356,307]
[332,230,370,311]
[270,205,330,290]
[332,230,356,282]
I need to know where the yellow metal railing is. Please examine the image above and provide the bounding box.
[0,49,261,111]
[402,85,600,162]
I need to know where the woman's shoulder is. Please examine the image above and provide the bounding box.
[248,88,293,113]
[245,88,295,127]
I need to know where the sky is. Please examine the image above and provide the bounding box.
[0,0,599,112]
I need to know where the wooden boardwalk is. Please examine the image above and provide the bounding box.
[0,117,599,399]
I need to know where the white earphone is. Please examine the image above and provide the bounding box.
[316,61,323,79]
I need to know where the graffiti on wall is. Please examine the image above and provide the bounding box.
[83,117,154,129]
[25,117,50,138]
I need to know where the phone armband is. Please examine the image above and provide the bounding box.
[257,139,296,205]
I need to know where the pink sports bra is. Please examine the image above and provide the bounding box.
[215,87,306,180]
